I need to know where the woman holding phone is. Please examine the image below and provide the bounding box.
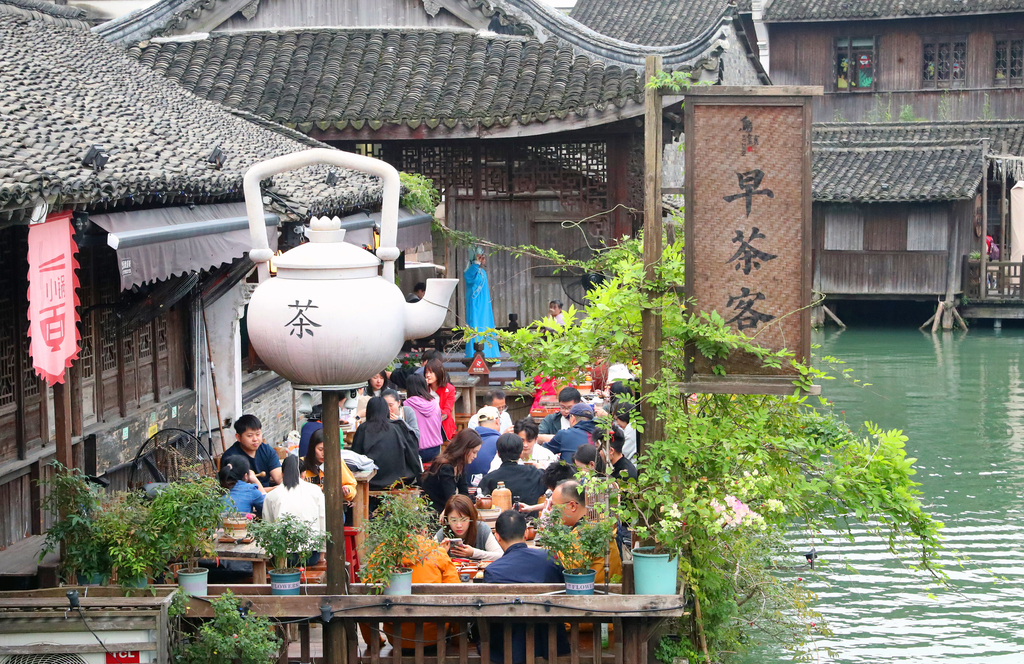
[433,494,502,561]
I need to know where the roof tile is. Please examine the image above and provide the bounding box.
[764,0,1024,22]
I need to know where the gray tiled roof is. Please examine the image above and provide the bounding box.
[0,0,90,28]
[129,28,682,133]
[0,3,382,217]
[764,0,1024,22]
[569,0,731,46]
[811,121,1024,201]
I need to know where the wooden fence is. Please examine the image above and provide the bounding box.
[963,258,1024,301]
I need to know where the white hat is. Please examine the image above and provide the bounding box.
[476,405,501,422]
[607,363,633,382]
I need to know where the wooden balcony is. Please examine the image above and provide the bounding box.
[962,259,1024,302]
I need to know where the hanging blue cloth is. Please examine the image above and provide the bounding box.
[464,259,500,358]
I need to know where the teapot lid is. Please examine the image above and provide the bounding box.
[272,216,381,280]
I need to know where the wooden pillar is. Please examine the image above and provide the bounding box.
[640,55,665,457]
[54,370,73,469]
[321,390,348,664]
[981,150,989,299]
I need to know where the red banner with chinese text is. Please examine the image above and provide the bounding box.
[27,211,81,385]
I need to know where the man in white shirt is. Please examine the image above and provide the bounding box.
[489,418,557,472]
[467,390,514,433]
[614,402,638,462]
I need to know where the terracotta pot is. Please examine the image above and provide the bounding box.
[476,496,492,510]
[222,517,249,539]
[525,525,537,541]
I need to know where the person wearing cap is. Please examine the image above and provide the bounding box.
[542,403,598,462]
[465,405,502,481]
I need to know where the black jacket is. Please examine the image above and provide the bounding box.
[350,421,421,491]
[479,462,547,504]
[419,462,469,513]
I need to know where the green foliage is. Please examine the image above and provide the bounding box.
[536,507,616,572]
[899,104,922,122]
[248,513,328,572]
[645,70,706,92]
[148,477,225,570]
[175,590,281,664]
[655,634,696,664]
[92,492,168,588]
[866,93,892,122]
[982,93,995,120]
[362,492,436,590]
[39,462,108,583]
[938,90,955,121]
[399,172,440,217]
[469,232,943,661]
[832,109,847,122]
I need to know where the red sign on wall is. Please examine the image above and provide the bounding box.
[106,651,141,664]
[27,211,81,385]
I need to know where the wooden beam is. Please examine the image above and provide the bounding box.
[54,371,73,470]
[321,389,347,664]
[640,55,665,458]
[981,148,989,299]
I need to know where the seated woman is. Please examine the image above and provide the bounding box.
[573,443,607,476]
[381,388,420,441]
[424,358,457,442]
[351,396,422,492]
[433,494,502,561]
[419,429,482,513]
[358,370,396,417]
[301,428,357,501]
[262,455,326,566]
[219,455,266,516]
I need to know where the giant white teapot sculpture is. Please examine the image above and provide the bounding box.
[243,149,457,390]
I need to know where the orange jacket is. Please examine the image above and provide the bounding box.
[301,459,357,501]
[385,537,461,650]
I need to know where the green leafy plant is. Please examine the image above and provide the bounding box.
[464,231,942,661]
[399,172,440,217]
[38,462,108,583]
[92,492,167,588]
[148,477,225,572]
[535,507,615,573]
[248,513,328,572]
[175,590,281,664]
[362,492,436,590]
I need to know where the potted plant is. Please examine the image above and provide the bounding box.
[222,510,251,539]
[248,514,329,595]
[175,589,282,664]
[38,462,108,585]
[148,477,225,596]
[361,492,436,595]
[536,507,615,595]
[92,492,166,590]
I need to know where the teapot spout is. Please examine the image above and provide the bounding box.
[404,278,458,341]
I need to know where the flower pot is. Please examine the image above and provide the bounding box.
[269,569,302,595]
[222,516,249,539]
[177,567,209,596]
[563,569,596,595]
[384,568,414,596]
[632,547,679,595]
[75,573,105,586]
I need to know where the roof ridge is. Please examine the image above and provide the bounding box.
[0,0,90,29]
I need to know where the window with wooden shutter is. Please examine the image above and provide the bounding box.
[835,37,877,92]
[994,35,1024,86]
[907,208,948,251]
[922,35,967,88]
[824,206,864,250]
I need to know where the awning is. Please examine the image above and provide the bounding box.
[339,207,433,259]
[90,202,278,290]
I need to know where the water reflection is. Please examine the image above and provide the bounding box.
[751,328,1024,663]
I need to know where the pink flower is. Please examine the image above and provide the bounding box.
[245,513,254,521]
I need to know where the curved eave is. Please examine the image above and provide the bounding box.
[501,0,736,67]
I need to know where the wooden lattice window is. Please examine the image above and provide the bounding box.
[922,35,967,88]
[835,37,877,92]
[78,257,95,380]
[0,294,14,410]
[994,35,1024,86]
[392,144,475,197]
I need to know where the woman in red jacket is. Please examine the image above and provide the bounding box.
[424,358,457,441]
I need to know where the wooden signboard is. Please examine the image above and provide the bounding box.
[683,87,821,395]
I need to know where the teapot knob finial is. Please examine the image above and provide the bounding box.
[311,216,341,232]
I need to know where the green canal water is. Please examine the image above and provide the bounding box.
[755,327,1024,663]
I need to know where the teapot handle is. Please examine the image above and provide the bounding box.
[243,148,402,281]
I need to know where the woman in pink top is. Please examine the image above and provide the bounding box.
[404,373,444,463]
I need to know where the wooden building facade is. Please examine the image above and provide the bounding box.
[0,0,382,550]
[761,1,1024,122]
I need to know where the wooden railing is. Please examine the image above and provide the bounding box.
[963,258,1024,301]
[195,583,686,664]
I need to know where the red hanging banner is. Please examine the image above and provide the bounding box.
[27,211,81,386]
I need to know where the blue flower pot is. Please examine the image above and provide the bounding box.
[269,569,302,596]
[632,547,679,595]
[384,569,414,596]
[75,573,105,586]
[563,569,596,595]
